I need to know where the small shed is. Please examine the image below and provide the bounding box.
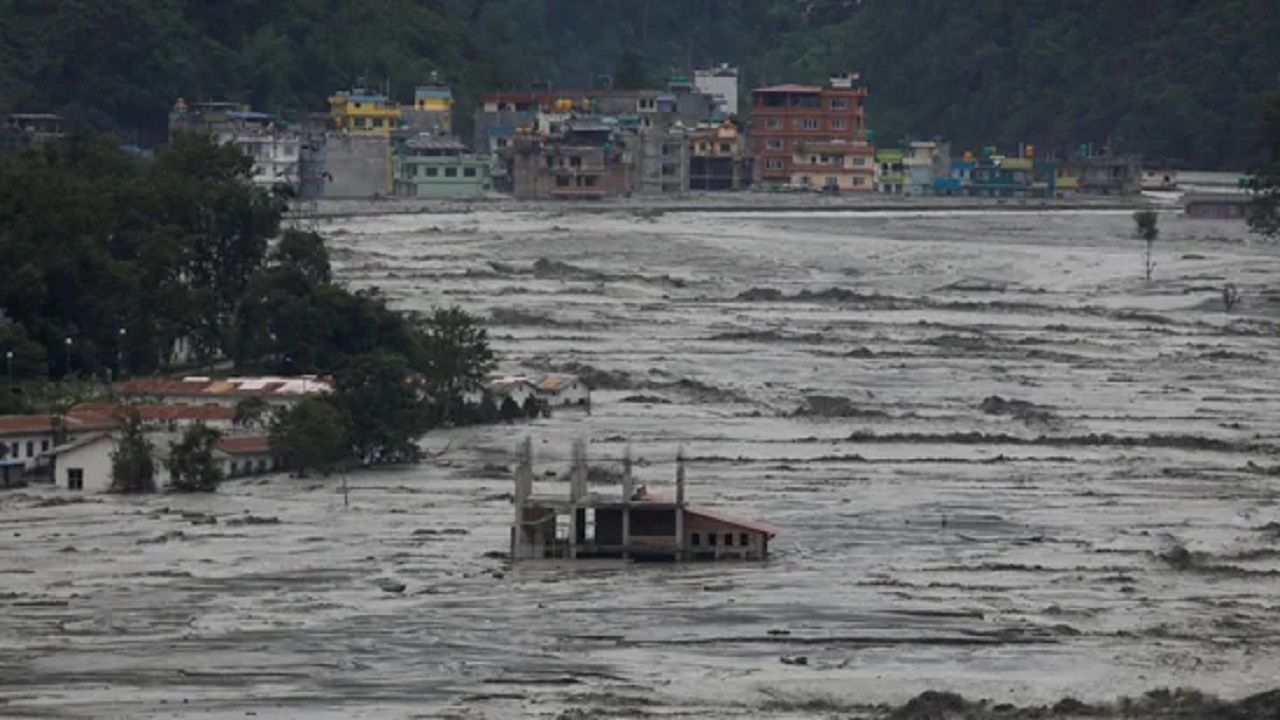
[535,374,590,407]
[50,433,115,493]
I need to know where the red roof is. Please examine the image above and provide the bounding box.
[216,435,271,455]
[0,415,55,435]
[70,403,236,423]
[0,413,116,436]
[753,84,822,94]
[635,489,778,537]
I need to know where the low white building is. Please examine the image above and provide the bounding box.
[533,374,591,408]
[0,413,116,472]
[487,376,537,408]
[215,435,278,477]
[50,433,115,493]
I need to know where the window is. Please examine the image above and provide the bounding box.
[724,533,734,547]
[853,176,866,186]
[691,532,701,546]
[698,143,709,153]
[496,137,509,148]
[802,118,819,130]
[9,443,16,458]
[764,158,784,170]
[555,175,571,187]
[41,440,49,452]
[426,167,439,177]
[765,118,782,129]
[26,441,33,457]
[708,533,718,546]
[831,119,847,130]
[372,118,384,128]
[830,98,849,109]
[464,167,477,178]
[570,156,582,169]
[67,468,84,491]
[353,117,367,128]
[444,167,457,177]
[719,143,732,153]
[853,157,866,166]
[765,139,784,151]
[740,533,749,546]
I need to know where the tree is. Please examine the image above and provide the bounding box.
[499,396,522,423]
[522,395,544,419]
[331,352,431,465]
[269,396,347,476]
[612,47,650,90]
[168,423,224,492]
[1248,91,1280,238]
[1134,210,1159,282]
[420,307,495,410]
[110,410,156,493]
[233,396,271,430]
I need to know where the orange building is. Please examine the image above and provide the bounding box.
[751,72,868,186]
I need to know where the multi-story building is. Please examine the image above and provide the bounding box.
[168,100,303,190]
[789,139,875,192]
[392,135,490,199]
[688,121,751,191]
[751,72,869,187]
[874,148,905,194]
[2,113,65,155]
[405,80,453,134]
[328,85,401,136]
[694,64,740,118]
[507,120,629,199]
[903,141,952,195]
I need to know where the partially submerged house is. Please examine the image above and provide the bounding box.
[511,438,777,562]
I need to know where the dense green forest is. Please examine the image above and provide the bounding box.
[2,0,1278,168]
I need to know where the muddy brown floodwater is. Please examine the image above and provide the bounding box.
[2,207,1279,719]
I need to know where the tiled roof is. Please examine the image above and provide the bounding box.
[635,489,778,537]
[216,435,271,455]
[113,376,331,399]
[49,431,112,456]
[0,413,116,436]
[69,403,236,423]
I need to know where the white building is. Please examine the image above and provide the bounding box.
[51,433,115,493]
[0,413,116,472]
[694,64,740,118]
[533,374,591,408]
[487,376,537,408]
[215,435,278,477]
[169,101,303,191]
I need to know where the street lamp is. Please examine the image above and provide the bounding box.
[5,351,12,396]
[118,327,127,379]
[64,337,72,378]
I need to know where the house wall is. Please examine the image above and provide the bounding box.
[686,515,767,559]
[539,381,590,407]
[55,439,115,493]
[1,433,55,471]
[752,84,867,184]
[221,451,278,478]
[393,154,490,198]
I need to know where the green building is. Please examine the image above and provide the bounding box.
[392,135,491,198]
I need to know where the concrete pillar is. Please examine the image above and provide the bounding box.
[621,445,633,558]
[675,447,686,560]
[512,436,533,560]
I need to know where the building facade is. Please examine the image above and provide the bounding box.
[506,121,629,199]
[51,433,114,493]
[875,148,905,194]
[169,100,304,191]
[392,136,490,198]
[789,139,875,192]
[694,64,740,118]
[688,121,751,191]
[751,73,869,187]
[903,141,952,195]
[328,86,401,136]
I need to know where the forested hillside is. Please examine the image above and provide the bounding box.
[2,0,1277,168]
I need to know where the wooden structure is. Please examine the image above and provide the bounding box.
[511,438,777,562]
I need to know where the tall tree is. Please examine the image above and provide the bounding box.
[168,423,225,492]
[269,396,348,476]
[110,410,156,494]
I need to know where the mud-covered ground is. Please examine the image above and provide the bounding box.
[3,207,1279,719]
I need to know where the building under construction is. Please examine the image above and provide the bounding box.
[511,438,777,562]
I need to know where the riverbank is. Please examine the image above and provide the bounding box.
[301,191,1157,220]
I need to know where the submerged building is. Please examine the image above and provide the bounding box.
[511,439,777,562]
[168,100,305,190]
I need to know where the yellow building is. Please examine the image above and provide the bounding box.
[411,84,453,134]
[328,87,401,135]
